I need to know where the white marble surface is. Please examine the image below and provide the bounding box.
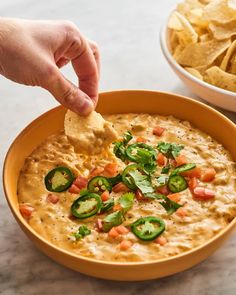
[0,0,236,294]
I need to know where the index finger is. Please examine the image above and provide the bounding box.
[72,45,99,106]
[58,23,100,106]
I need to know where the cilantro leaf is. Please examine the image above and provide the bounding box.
[142,161,157,174]
[113,131,133,162]
[142,192,182,214]
[79,189,89,197]
[155,175,169,187]
[108,173,122,186]
[73,225,91,240]
[99,198,114,214]
[161,165,171,174]
[123,131,133,145]
[113,141,127,162]
[102,211,125,232]
[157,142,184,159]
[119,192,135,213]
[160,195,182,215]
[129,170,154,194]
[170,163,196,176]
[136,148,156,164]
[126,143,157,173]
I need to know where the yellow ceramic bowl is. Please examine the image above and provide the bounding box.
[3,90,236,281]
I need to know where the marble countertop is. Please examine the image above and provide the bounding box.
[0,0,236,294]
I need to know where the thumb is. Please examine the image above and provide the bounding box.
[43,67,95,115]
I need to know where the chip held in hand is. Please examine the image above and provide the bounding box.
[64,110,118,154]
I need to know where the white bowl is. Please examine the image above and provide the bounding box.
[160,22,236,112]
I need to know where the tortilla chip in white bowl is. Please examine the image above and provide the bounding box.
[160,0,236,112]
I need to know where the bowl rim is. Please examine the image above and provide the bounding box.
[160,19,236,99]
[3,89,236,266]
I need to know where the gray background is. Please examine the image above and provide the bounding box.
[0,0,236,294]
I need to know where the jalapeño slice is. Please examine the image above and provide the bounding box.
[168,175,187,193]
[171,163,196,176]
[87,176,112,194]
[126,143,156,163]
[71,193,102,219]
[122,164,139,190]
[131,216,165,241]
[44,166,74,192]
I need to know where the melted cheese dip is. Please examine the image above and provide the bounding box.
[18,114,236,262]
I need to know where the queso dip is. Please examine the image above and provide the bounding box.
[17,114,236,262]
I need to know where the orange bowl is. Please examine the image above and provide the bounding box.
[3,90,236,281]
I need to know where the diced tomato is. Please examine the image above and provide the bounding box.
[68,184,81,194]
[175,155,187,167]
[193,187,215,201]
[89,167,104,177]
[157,153,167,166]
[188,177,198,191]
[201,168,216,182]
[136,137,147,143]
[155,236,167,246]
[182,167,201,179]
[167,193,180,203]
[108,227,120,238]
[113,204,122,211]
[103,163,119,177]
[135,189,149,201]
[101,190,110,202]
[204,188,215,197]
[153,126,165,136]
[96,218,103,232]
[68,214,77,221]
[120,240,133,250]
[115,225,129,234]
[19,204,34,219]
[112,182,130,193]
[176,207,188,217]
[156,185,170,196]
[73,176,88,189]
[135,189,143,201]
[47,193,59,204]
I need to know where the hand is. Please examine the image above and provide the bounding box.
[0,18,100,115]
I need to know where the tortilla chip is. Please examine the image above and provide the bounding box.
[173,44,184,60]
[177,1,208,27]
[64,110,118,154]
[228,53,236,74]
[185,67,203,80]
[220,40,236,71]
[195,65,208,74]
[228,0,236,10]
[175,39,231,67]
[168,11,198,46]
[199,33,211,42]
[169,30,180,53]
[209,20,236,40]
[168,12,183,30]
[204,66,236,91]
[203,0,236,24]
[177,0,203,16]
